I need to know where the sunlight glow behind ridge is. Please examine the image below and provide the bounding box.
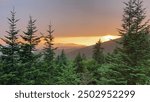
[0,35,121,47]
[54,35,121,46]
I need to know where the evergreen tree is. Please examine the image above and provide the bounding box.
[56,63,80,85]
[83,59,102,85]
[108,0,150,84]
[56,50,68,66]
[19,16,40,84]
[102,53,128,84]
[39,24,57,84]
[92,39,104,64]
[42,24,56,63]
[20,16,40,64]
[55,50,69,83]
[74,53,92,84]
[0,9,20,84]
[119,0,150,66]
[79,67,94,85]
[74,53,84,73]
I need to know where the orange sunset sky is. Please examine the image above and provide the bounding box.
[0,0,150,46]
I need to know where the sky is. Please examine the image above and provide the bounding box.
[0,0,150,45]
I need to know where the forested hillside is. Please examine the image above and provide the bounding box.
[0,0,150,85]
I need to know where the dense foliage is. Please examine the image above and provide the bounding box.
[0,0,150,85]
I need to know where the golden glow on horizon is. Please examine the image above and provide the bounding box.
[0,35,121,47]
[100,35,120,42]
[54,35,120,46]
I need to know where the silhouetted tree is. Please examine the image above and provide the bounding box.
[0,9,20,84]
[108,0,150,84]
[20,16,40,64]
[93,39,104,64]
[42,24,57,63]
[19,16,40,84]
[37,24,57,84]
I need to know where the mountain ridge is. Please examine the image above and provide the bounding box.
[65,38,121,59]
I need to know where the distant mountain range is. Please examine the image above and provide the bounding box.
[55,38,121,59]
[0,38,120,59]
[54,43,86,56]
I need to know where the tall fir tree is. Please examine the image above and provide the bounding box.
[19,16,40,84]
[92,39,104,64]
[92,42,104,83]
[108,0,150,84]
[39,24,57,84]
[42,24,57,63]
[20,16,40,64]
[0,9,20,84]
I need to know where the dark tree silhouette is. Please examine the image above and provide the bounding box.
[0,9,20,84]
[108,0,150,85]
[93,39,104,64]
